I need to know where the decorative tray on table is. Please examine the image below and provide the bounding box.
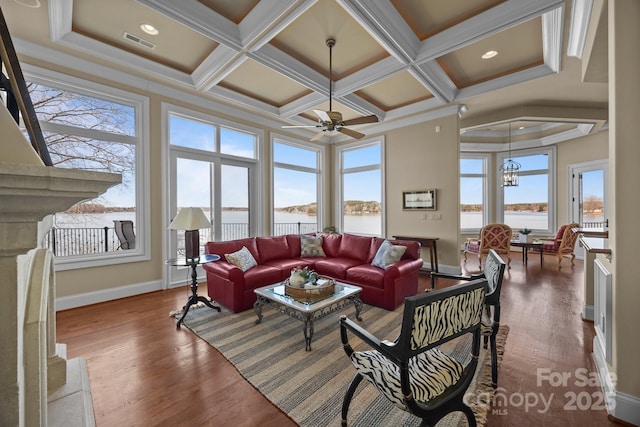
[284,268,336,303]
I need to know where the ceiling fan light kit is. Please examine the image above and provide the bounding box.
[281,38,378,141]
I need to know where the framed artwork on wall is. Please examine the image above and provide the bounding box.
[403,189,436,210]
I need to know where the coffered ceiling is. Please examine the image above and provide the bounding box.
[2,0,608,148]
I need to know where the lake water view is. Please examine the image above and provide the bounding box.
[52,211,382,236]
[53,211,604,235]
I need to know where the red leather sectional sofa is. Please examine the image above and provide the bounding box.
[203,233,423,312]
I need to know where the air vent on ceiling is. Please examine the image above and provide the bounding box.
[122,32,156,50]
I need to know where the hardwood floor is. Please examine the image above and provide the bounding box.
[56,251,621,426]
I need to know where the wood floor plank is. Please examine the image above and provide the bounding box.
[56,251,619,426]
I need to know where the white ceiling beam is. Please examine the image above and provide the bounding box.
[336,0,420,64]
[250,44,328,94]
[192,46,245,90]
[415,0,565,62]
[136,0,243,50]
[410,61,458,103]
[567,0,594,58]
[543,7,565,73]
[240,0,317,49]
[335,57,406,94]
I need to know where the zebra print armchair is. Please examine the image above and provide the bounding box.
[339,279,487,427]
[430,249,507,389]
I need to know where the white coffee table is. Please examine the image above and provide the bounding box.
[253,281,363,351]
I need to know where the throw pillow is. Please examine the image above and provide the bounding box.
[300,235,325,257]
[225,246,257,272]
[372,240,407,269]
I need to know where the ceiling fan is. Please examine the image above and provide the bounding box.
[282,38,379,140]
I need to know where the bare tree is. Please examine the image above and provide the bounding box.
[27,82,135,175]
[583,195,603,213]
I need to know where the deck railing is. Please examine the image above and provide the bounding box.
[44,222,317,257]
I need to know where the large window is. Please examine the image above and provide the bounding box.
[166,105,260,283]
[336,139,384,236]
[25,68,149,269]
[497,146,556,234]
[460,154,489,232]
[272,137,322,235]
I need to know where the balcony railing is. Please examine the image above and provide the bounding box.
[44,222,317,257]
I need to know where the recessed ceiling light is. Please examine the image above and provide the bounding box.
[140,24,159,36]
[518,126,525,130]
[482,50,498,59]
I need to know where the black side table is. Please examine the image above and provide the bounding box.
[166,253,221,328]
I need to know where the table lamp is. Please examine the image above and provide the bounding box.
[168,207,211,260]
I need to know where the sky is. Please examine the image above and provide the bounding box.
[171,115,383,208]
[75,113,605,210]
[461,154,604,205]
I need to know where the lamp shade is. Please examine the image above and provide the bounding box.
[168,207,211,231]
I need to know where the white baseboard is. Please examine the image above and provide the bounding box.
[612,391,640,426]
[593,337,640,426]
[583,304,594,321]
[55,280,163,311]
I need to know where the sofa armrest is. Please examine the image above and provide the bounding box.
[202,260,244,283]
[384,258,423,277]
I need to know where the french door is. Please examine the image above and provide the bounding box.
[569,159,608,259]
[167,149,254,286]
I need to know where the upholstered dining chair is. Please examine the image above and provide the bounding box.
[339,279,487,427]
[541,223,579,268]
[430,249,507,388]
[464,223,512,269]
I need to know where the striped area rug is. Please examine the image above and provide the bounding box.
[180,302,508,427]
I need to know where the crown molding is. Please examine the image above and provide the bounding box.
[567,0,594,58]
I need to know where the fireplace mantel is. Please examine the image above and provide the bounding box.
[0,161,120,426]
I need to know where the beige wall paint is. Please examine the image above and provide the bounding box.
[609,0,640,399]
[385,114,461,270]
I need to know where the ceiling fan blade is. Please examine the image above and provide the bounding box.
[338,127,365,139]
[313,109,331,123]
[310,131,326,141]
[281,125,319,128]
[341,115,379,126]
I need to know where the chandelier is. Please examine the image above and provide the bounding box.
[500,123,520,187]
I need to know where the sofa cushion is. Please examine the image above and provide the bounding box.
[301,235,326,257]
[320,233,342,257]
[391,239,421,260]
[346,264,385,289]
[263,258,314,280]
[338,233,373,262]
[286,234,302,258]
[206,238,260,262]
[372,240,407,269]
[314,257,362,279]
[256,235,290,263]
[368,237,386,263]
[243,265,282,290]
[225,246,258,272]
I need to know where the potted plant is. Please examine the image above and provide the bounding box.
[519,228,532,243]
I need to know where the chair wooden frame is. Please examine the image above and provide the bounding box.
[340,279,486,427]
[541,223,579,268]
[430,249,507,388]
[464,223,512,269]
